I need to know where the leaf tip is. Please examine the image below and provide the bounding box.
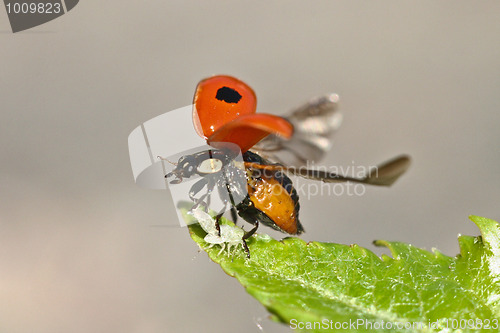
[469,215,500,253]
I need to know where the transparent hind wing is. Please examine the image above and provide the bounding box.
[286,155,411,187]
[252,94,342,166]
[244,155,411,187]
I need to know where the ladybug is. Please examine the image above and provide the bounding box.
[166,75,410,257]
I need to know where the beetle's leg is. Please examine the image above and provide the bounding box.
[189,178,208,201]
[241,221,259,259]
[214,205,227,237]
[191,194,208,211]
[189,178,208,210]
[214,177,234,235]
[243,220,259,239]
[241,240,250,258]
[230,206,238,225]
[219,175,240,226]
[191,177,216,211]
[190,181,208,211]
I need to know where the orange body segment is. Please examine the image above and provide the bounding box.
[247,176,299,234]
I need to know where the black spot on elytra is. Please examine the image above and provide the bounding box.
[215,86,242,103]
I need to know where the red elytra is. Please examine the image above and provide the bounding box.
[193,75,293,152]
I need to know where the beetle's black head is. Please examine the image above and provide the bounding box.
[165,155,198,183]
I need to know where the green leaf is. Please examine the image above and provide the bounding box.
[188,215,500,332]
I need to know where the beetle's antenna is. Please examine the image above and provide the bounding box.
[157,155,177,166]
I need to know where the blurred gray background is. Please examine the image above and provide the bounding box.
[1,1,499,332]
